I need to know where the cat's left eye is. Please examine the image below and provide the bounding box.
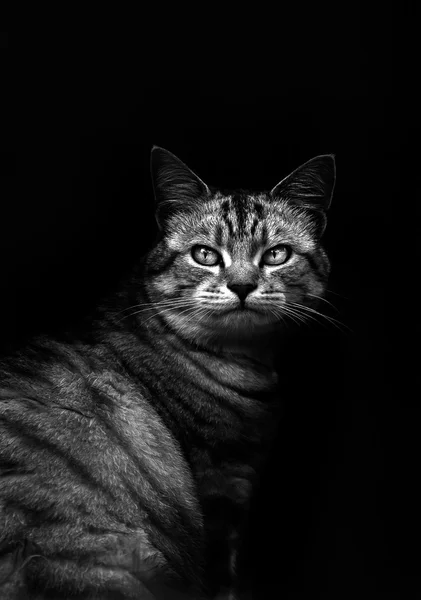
[191,245,221,266]
[261,245,291,266]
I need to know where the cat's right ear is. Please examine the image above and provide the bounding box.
[270,155,336,237]
[150,146,210,228]
[270,155,336,211]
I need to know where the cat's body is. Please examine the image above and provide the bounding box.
[0,148,335,599]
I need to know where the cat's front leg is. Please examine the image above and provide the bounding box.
[202,495,251,599]
[197,460,256,598]
[213,592,239,600]
[223,527,245,600]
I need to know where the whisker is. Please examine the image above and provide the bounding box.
[324,288,349,300]
[140,303,199,327]
[289,302,346,325]
[269,304,306,327]
[287,302,352,333]
[117,300,198,323]
[178,306,213,336]
[195,307,213,328]
[114,298,196,317]
[268,306,292,328]
[306,293,340,312]
[282,306,319,327]
[279,307,309,327]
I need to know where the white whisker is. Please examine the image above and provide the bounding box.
[306,293,340,312]
[267,306,289,328]
[115,298,196,318]
[279,306,309,326]
[267,304,305,327]
[283,306,319,326]
[287,302,351,333]
[140,302,199,327]
[324,288,349,300]
[116,300,198,323]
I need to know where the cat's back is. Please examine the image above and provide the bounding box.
[0,335,206,598]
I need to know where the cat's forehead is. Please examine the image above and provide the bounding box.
[167,190,317,252]
[206,191,316,247]
[169,191,268,244]
[216,191,268,239]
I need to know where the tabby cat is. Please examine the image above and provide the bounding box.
[0,147,335,599]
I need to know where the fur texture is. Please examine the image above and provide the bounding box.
[0,147,335,599]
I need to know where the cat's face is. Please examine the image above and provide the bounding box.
[144,148,335,344]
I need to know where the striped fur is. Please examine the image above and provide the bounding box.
[0,148,335,599]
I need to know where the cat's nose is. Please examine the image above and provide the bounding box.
[227,283,257,302]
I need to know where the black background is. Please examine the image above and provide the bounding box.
[0,9,415,598]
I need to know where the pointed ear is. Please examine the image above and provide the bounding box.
[270,155,336,211]
[150,146,210,226]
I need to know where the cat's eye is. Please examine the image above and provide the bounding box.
[191,245,221,266]
[261,245,291,266]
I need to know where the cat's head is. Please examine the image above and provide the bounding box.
[144,147,335,345]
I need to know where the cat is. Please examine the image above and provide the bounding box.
[0,146,335,599]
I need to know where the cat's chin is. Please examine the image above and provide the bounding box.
[197,316,282,361]
[162,308,282,347]
[198,310,281,340]
[212,307,276,326]
[209,319,278,338]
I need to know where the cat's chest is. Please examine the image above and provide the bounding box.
[178,372,280,509]
[154,346,280,457]
[182,348,278,395]
[169,346,277,411]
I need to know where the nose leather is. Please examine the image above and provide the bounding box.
[227,283,257,302]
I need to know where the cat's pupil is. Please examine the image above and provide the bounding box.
[200,248,211,262]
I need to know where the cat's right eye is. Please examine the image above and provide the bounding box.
[261,244,291,266]
[191,245,221,266]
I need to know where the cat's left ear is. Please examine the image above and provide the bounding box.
[270,155,336,211]
[150,146,210,227]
